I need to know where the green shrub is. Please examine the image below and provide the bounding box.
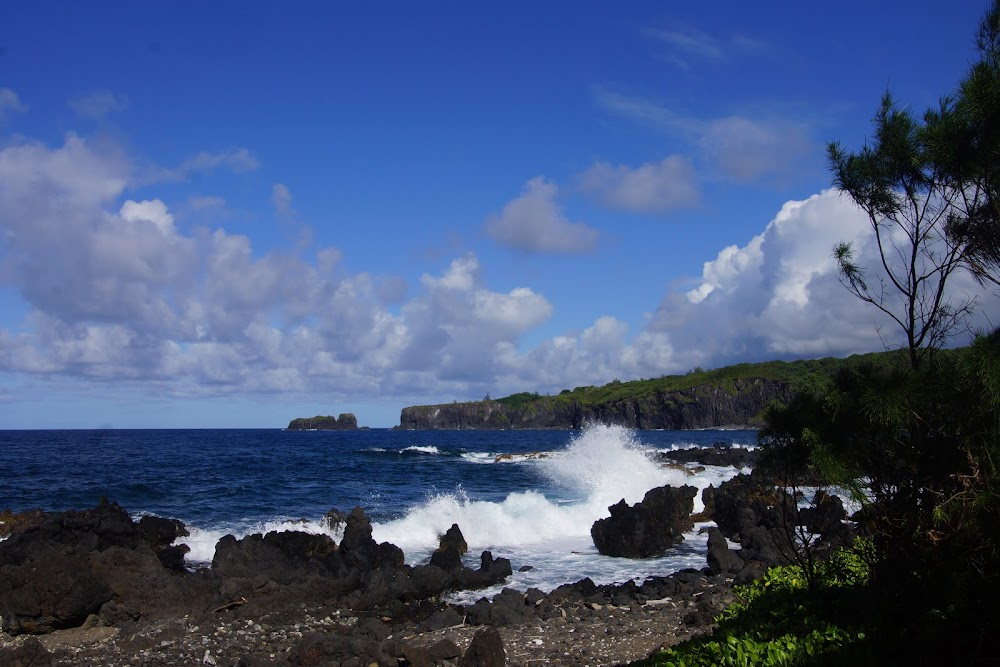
[635,542,872,667]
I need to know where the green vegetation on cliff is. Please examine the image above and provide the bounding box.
[500,354,870,408]
[399,351,917,431]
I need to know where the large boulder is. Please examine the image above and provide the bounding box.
[706,527,744,574]
[212,530,343,584]
[0,501,197,635]
[709,472,783,540]
[459,626,506,667]
[799,489,848,536]
[0,545,112,635]
[591,485,697,557]
[136,515,190,571]
[430,523,468,571]
[340,506,404,570]
[407,549,512,601]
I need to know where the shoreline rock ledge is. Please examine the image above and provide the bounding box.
[286,413,360,430]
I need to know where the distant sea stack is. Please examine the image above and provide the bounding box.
[286,413,361,430]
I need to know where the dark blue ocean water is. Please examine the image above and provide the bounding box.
[0,425,757,595]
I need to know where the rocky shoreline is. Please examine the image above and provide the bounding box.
[0,446,851,667]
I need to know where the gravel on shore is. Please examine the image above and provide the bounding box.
[0,576,732,667]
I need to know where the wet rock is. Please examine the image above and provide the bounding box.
[0,501,139,561]
[459,626,506,667]
[153,543,191,572]
[709,473,782,539]
[550,577,598,601]
[706,527,744,574]
[323,507,348,532]
[656,444,758,468]
[800,489,847,535]
[407,563,452,600]
[591,485,697,557]
[0,509,47,539]
[340,507,404,571]
[700,485,716,520]
[430,523,467,571]
[136,515,188,548]
[478,551,513,581]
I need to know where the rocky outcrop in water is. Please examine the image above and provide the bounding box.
[286,413,359,430]
[398,378,792,430]
[702,470,855,582]
[656,443,758,468]
[591,485,697,558]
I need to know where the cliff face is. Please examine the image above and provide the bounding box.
[398,378,792,430]
[287,413,359,430]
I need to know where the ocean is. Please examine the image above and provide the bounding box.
[0,424,756,603]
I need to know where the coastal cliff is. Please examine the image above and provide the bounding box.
[287,413,360,430]
[398,377,793,430]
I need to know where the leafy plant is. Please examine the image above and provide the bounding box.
[635,544,872,667]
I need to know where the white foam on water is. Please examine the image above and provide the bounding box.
[178,526,229,564]
[401,445,441,455]
[177,517,342,566]
[445,521,718,603]
[459,451,497,464]
[178,424,746,587]
[371,425,739,571]
[461,450,565,464]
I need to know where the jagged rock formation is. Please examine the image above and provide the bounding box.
[398,378,792,430]
[286,413,359,430]
[591,485,697,558]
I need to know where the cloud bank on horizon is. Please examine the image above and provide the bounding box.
[0,3,996,427]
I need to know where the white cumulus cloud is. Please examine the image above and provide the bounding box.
[579,156,700,213]
[653,189,1000,368]
[485,177,599,254]
[2,131,996,419]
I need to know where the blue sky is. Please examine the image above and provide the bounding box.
[1,1,997,428]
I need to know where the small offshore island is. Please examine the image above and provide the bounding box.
[286,414,363,430]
